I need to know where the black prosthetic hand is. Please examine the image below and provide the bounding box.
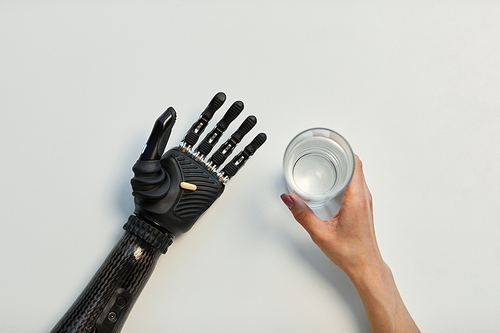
[131,92,266,236]
[50,92,266,333]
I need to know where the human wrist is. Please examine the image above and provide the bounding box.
[343,254,389,287]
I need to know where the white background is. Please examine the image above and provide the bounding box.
[1,1,499,332]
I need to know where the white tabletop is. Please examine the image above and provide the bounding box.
[1,2,499,332]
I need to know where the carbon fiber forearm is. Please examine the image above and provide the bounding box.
[50,231,162,333]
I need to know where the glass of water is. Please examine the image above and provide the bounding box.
[283,128,355,207]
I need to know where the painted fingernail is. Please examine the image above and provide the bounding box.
[280,193,294,208]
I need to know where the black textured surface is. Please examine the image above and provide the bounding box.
[184,131,199,146]
[232,115,257,141]
[197,140,214,156]
[205,92,226,116]
[222,162,239,178]
[50,231,161,333]
[218,101,244,130]
[210,150,226,167]
[133,147,224,236]
[247,132,267,153]
[172,151,223,221]
[123,215,173,254]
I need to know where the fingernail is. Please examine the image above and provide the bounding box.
[280,193,294,208]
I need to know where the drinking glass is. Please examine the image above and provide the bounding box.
[283,128,355,207]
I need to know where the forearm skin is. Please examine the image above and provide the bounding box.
[346,260,421,333]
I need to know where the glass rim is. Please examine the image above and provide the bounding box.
[283,127,355,204]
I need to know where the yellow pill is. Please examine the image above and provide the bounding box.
[180,182,197,191]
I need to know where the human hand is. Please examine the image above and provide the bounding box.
[281,155,421,332]
[132,92,266,237]
[280,155,383,277]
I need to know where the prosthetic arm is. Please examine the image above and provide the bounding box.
[50,92,266,333]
